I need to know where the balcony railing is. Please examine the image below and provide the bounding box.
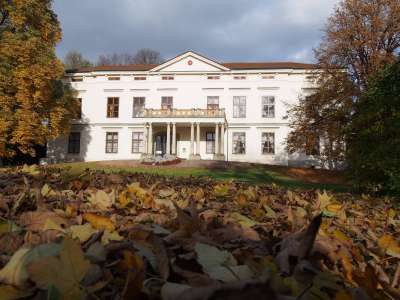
[140,108,225,118]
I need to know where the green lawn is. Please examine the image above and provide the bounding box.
[53,162,350,192]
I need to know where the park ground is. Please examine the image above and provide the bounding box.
[52,159,350,192]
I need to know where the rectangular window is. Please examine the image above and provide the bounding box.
[262,132,275,154]
[105,132,118,153]
[306,137,320,156]
[108,76,120,81]
[207,75,220,80]
[161,96,173,110]
[134,76,146,80]
[107,97,119,118]
[76,98,82,119]
[162,76,174,80]
[133,97,145,117]
[233,96,246,118]
[207,96,219,110]
[206,132,215,154]
[262,75,275,79]
[68,132,81,154]
[233,76,246,80]
[262,96,275,118]
[132,132,145,153]
[71,76,83,82]
[232,132,246,154]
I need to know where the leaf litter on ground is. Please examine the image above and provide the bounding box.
[0,165,399,299]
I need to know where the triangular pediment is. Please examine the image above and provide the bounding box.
[150,51,230,73]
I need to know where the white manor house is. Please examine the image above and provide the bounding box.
[47,51,318,166]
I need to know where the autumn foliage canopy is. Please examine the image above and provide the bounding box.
[0,0,78,158]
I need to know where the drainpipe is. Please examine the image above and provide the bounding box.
[226,123,229,163]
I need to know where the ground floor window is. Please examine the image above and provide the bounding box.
[206,132,215,153]
[68,132,81,154]
[232,132,246,154]
[262,132,275,154]
[106,132,118,153]
[305,137,320,156]
[132,132,145,153]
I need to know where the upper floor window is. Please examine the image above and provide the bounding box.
[233,76,246,80]
[233,96,246,118]
[105,132,118,153]
[207,96,219,110]
[262,96,275,118]
[161,96,173,110]
[262,132,275,154]
[134,76,146,80]
[206,132,215,154]
[76,98,82,119]
[262,75,275,79]
[68,132,81,154]
[107,97,119,118]
[108,76,120,81]
[133,97,145,117]
[71,76,83,82]
[232,132,246,154]
[132,132,145,153]
[162,76,174,80]
[207,75,220,80]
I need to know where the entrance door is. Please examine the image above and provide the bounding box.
[155,134,167,156]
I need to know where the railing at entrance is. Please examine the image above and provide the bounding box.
[142,108,225,118]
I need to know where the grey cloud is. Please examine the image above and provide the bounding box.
[53,0,339,63]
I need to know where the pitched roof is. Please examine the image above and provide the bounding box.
[67,56,317,73]
[221,62,317,70]
[67,64,157,73]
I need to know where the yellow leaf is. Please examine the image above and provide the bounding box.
[69,223,98,243]
[388,208,396,219]
[317,190,333,210]
[334,290,352,300]
[234,193,248,207]
[43,218,65,233]
[332,230,350,243]
[83,213,115,231]
[0,285,32,300]
[378,234,400,258]
[101,229,123,245]
[65,204,77,218]
[327,204,342,213]
[119,191,131,208]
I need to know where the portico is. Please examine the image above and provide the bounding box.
[143,121,226,160]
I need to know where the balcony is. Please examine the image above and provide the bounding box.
[141,108,225,118]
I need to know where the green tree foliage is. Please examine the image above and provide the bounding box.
[0,0,79,158]
[348,60,400,195]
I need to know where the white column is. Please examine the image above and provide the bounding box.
[166,123,171,155]
[148,123,153,154]
[172,122,176,155]
[220,123,225,155]
[190,123,194,156]
[196,123,200,155]
[215,123,219,155]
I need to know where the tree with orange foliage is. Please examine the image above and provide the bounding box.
[287,0,400,167]
[0,0,78,159]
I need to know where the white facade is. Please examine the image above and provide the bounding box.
[47,51,317,165]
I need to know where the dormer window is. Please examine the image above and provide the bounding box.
[71,76,83,82]
[233,76,246,80]
[108,76,120,81]
[134,76,146,80]
[162,76,174,80]
[207,75,220,80]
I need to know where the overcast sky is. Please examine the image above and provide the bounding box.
[53,0,339,64]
